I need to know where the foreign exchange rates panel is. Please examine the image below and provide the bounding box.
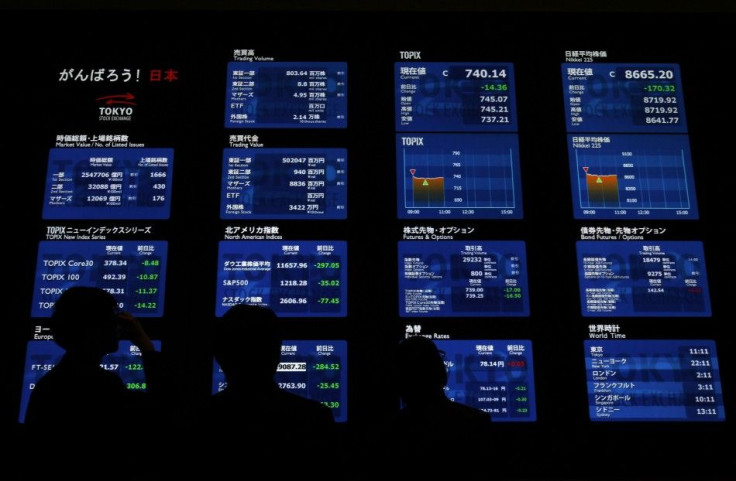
[395,62,517,132]
[569,134,698,219]
[561,63,687,133]
[397,134,522,219]
[42,148,174,220]
[18,340,161,423]
[576,241,711,317]
[435,339,536,421]
[398,241,529,317]
[220,148,347,219]
[585,339,725,421]
[216,240,346,317]
[32,241,168,318]
[212,340,348,422]
[225,62,347,128]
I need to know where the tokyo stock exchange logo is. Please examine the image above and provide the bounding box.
[96,93,137,122]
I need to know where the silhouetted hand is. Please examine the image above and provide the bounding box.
[117,311,155,352]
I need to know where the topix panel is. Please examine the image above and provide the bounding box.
[576,240,711,317]
[585,339,725,422]
[221,148,347,219]
[212,340,348,422]
[395,62,518,132]
[397,133,522,219]
[42,148,174,220]
[32,241,168,318]
[225,62,347,128]
[398,240,529,317]
[216,240,347,317]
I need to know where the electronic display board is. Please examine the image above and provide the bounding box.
[398,240,529,317]
[216,240,346,317]
[561,63,687,133]
[435,339,536,422]
[42,148,174,220]
[395,62,517,132]
[18,340,162,423]
[585,339,725,421]
[569,134,698,220]
[396,133,522,219]
[225,62,347,128]
[220,148,347,219]
[212,340,348,422]
[32,241,168,318]
[576,240,711,317]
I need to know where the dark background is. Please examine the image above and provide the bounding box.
[2,2,734,479]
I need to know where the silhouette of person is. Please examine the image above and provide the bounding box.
[192,303,336,470]
[368,335,492,477]
[22,286,164,480]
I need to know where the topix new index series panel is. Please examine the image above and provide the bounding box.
[32,241,168,318]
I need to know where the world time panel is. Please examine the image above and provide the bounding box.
[569,134,698,219]
[212,340,348,422]
[398,240,529,317]
[435,339,536,422]
[395,62,518,132]
[216,240,346,317]
[32,241,168,318]
[42,148,174,220]
[585,339,725,422]
[18,339,161,423]
[225,61,347,128]
[220,148,347,219]
[576,241,711,317]
[397,133,522,219]
[561,63,687,133]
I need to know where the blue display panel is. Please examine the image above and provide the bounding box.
[216,240,346,317]
[42,148,174,220]
[220,148,347,219]
[561,63,687,133]
[576,241,711,317]
[212,340,348,422]
[32,241,168,318]
[395,62,517,132]
[434,339,536,422]
[585,339,725,422]
[569,134,698,219]
[18,339,161,423]
[397,134,522,219]
[398,241,529,317]
[225,62,347,128]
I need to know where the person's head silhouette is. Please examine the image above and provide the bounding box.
[393,335,448,407]
[213,304,281,388]
[50,286,120,358]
